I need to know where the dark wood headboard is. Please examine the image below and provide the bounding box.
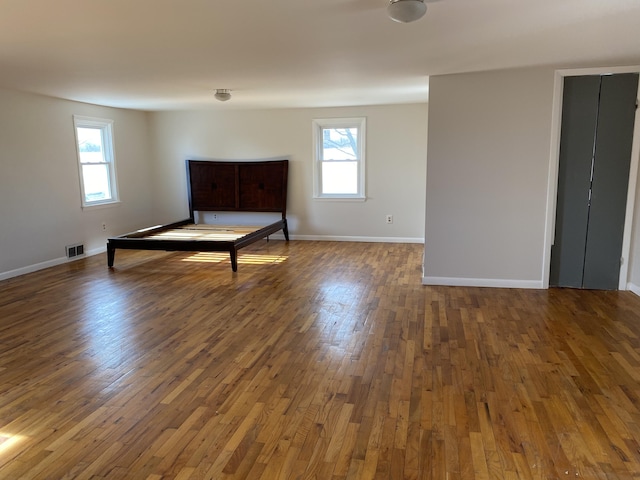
[186,159,288,219]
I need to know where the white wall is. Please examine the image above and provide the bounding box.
[147,104,427,242]
[0,88,154,279]
[423,68,556,287]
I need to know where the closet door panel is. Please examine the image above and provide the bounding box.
[550,76,601,287]
[583,73,638,290]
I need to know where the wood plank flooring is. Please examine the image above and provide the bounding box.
[2,240,640,478]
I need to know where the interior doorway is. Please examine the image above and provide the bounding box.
[549,73,638,290]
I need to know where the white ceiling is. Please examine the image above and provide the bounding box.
[1,0,639,111]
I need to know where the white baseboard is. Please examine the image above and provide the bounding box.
[0,246,106,282]
[422,276,543,289]
[290,234,424,244]
[420,279,640,293]
[628,283,640,296]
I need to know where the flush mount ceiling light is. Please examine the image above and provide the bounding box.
[387,0,427,23]
[214,89,231,101]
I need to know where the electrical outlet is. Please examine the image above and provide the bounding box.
[102,222,107,231]
[386,214,393,224]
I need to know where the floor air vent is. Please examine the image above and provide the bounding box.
[66,244,85,258]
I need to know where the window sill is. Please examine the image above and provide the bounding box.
[313,196,367,202]
[82,200,121,211]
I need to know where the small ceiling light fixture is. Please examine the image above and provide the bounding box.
[387,0,427,23]
[214,89,231,102]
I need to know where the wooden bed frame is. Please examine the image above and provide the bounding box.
[107,159,289,271]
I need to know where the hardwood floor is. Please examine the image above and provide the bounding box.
[2,240,640,479]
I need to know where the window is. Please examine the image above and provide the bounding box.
[312,117,366,199]
[73,116,119,207]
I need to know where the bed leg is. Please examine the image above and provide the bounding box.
[107,243,115,268]
[283,219,290,241]
[230,250,238,272]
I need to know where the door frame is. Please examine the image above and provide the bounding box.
[543,66,640,290]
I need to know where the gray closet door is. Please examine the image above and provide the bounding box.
[550,73,638,290]
[583,74,638,289]
[550,76,601,288]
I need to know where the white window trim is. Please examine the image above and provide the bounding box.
[73,115,120,209]
[312,117,366,200]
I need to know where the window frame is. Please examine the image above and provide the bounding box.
[312,117,366,200]
[73,115,119,208]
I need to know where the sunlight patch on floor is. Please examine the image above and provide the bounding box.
[0,432,26,455]
[181,252,288,265]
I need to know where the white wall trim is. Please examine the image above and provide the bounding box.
[422,276,543,289]
[543,65,640,290]
[621,78,640,289]
[556,66,640,77]
[0,257,70,282]
[0,246,106,282]
[541,70,564,289]
[628,283,640,297]
[290,235,424,244]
